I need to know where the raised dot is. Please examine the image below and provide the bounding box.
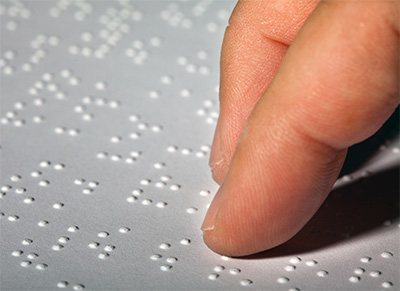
[159,243,171,250]
[213,265,225,272]
[360,257,371,263]
[98,252,109,259]
[111,136,122,143]
[88,242,99,249]
[88,181,99,188]
[68,225,79,232]
[160,75,173,84]
[72,284,85,290]
[12,250,23,256]
[52,244,64,251]
[8,215,19,221]
[277,277,289,284]
[221,256,230,261]
[40,161,51,167]
[1,185,12,192]
[119,227,130,233]
[33,116,45,123]
[95,81,107,90]
[150,254,162,260]
[104,245,115,252]
[369,270,381,277]
[58,236,69,244]
[317,270,328,277]
[57,281,68,288]
[36,263,48,270]
[285,265,296,272]
[39,180,50,187]
[97,152,108,159]
[156,202,167,208]
[180,239,190,245]
[240,279,253,286]
[132,189,143,196]
[129,114,140,122]
[10,175,21,182]
[381,251,393,258]
[170,184,181,191]
[53,202,64,209]
[208,273,219,280]
[54,163,65,170]
[38,220,49,227]
[229,268,241,275]
[142,199,152,205]
[186,207,198,214]
[160,265,172,271]
[354,268,365,275]
[98,231,109,238]
[151,125,162,132]
[349,276,360,283]
[305,260,318,266]
[15,187,26,194]
[181,148,192,155]
[166,257,178,263]
[20,261,31,267]
[167,145,178,152]
[24,197,35,204]
[382,282,393,288]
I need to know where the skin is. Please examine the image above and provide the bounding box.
[201,0,399,257]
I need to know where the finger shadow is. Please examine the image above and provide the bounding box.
[241,164,399,260]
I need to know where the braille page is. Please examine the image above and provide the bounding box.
[1,1,399,290]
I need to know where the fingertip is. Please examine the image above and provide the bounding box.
[211,160,227,185]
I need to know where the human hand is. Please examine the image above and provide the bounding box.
[201,0,399,256]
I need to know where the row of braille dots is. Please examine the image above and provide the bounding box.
[97,150,141,164]
[176,52,211,75]
[208,265,253,287]
[197,99,218,124]
[74,178,99,195]
[11,239,47,270]
[160,3,193,29]
[52,225,79,251]
[87,228,130,260]
[74,93,120,122]
[127,188,168,209]
[0,1,32,19]
[49,0,93,21]
[0,162,65,206]
[167,144,211,158]
[150,239,191,272]
[0,105,44,127]
[348,254,394,288]
[125,38,162,65]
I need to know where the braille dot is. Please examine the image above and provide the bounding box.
[97,152,108,159]
[221,256,230,261]
[277,277,289,284]
[119,227,130,233]
[132,189,143,196]
[354,268,365,275]
[104,245,115,252]
[68,129,79,136]
[8,215,19,222]
[73,284,85,290]
[129,114,140,122]
[151,125,162,132]
[20,261,31,267]
[12,250,23,256]
[369,270,381,277]
[361,257,371,263]
[170,184,181,191]
[24,197,35,204]
[3,66,15,75]
[142,199,152,205]
[40,161,51,167]
[349,276,361,283]
[38,220,49,227]
[22,239,33,247]
[186,207,198,214]
[15,187,26,194]
[88,242,99,249]
[98,252,109,259]
[69,77,81,86]
[381,251,393,258]
[26,253,39,260]
[35,263,48,270]
[285,265,296,272]
[10,175,21,182]
[52,244,64,251]
[13,119,25,127]
[208,273,219,280]
[57,281,68,288]
[317,270,328,277]
[39,180,50,187]
[167,145,178,152]
[229,268,241,275]
[159,243,171,250]
[88,181,99,188]
[181,148,192,155]
[160,75,173,84]
[160,265,172,271]
[54,163,65,170]
[58,236,69,243]
[151,254,162,260]
[240,279,253,286]
[68,225,79,232]
[98,231,109,238]
[111,136,122,143]
[166,257,177,263]
[33,116,45,123]
[95,81,107,90]
[305,260,317,266]
[382,282,393,288]
[156,202,167,208]
[53,203,64,209]
[180,239,190,245]
[1,185,12,192]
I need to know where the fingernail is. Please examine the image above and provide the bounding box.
[201,186,224,231]
[209,119,223,168]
